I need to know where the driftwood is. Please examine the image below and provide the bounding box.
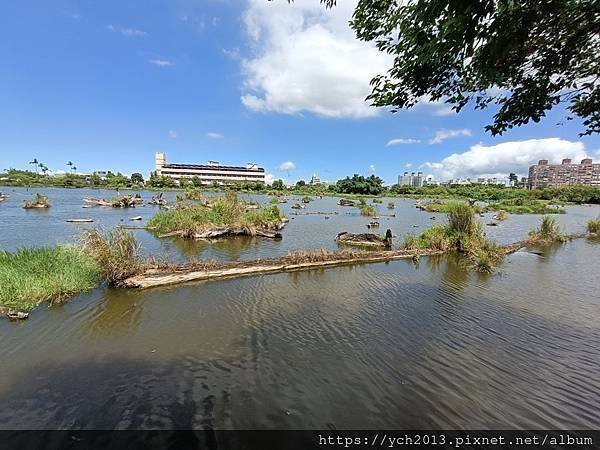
[120,232,592,290]
[291,203,305,209]
[290,211,338,216]
[338,199,356,206]
[83,196,143,208]
[158,222,286,240]
[67,218,94,223]
[122,247,446,289]
[130,216,143,221]
[336,229,393,248]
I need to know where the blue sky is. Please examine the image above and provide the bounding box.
[1,0,598,185]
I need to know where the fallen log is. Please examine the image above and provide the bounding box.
[122,247,446,289]
[336,229,393,248]
[67,218,94,223]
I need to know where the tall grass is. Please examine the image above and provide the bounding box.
[403,203,501,273]
[147,193,284,236]
[0,246,100,311]
[527,216,567,245]
[79,228,143,284]
[587,218,600,234]
[360,203,377,216]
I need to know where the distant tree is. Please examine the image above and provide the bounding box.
[131,172,144,184]
[351,0,600,136]
[90,173,102,186]
[271,179,285,190]
[191,176,202,187]
[336,174,384,195]
[295,180,307,189]
[509,173,519,185]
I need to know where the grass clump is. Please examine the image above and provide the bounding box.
[527,216,567,245]
[147,192,284,237]
[372,198,383,204]
[494,210,508,221]
[79,228,144,284]
[387,202,395,209]
[0,246,100,311]
[587,218,600,234]
[23,193,50,208]
[420,200,482,214]
[403,203,502,273]
[301,196,313,203]
[486,198,564,214]
[360,203,377,217]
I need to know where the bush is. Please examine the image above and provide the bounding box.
[587,218,600,234]
[360,204,377,217]
[527,216,567,245]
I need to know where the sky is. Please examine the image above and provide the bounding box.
[1,0,599,185]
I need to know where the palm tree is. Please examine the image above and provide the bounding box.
[72,166,77,174]
[29,158,39,174]
[67,161,74,173]
[41,165,49,176]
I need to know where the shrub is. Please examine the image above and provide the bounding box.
[587,218,600,234]
[360,204,377,217]
[527,216,567,245]
[23,193,50,208]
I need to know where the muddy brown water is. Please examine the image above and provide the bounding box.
[0,187,599,429]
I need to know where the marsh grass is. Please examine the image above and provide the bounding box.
[387,202,395,209]
[486,198,564,214]
[527,216,567,245]
[587,218,600,234]
[360,203,377,216]
[0,246,100,311]
[79,228,144,284]
[147,192,284,236]
[494,210,508,221]
[403,203,502,273]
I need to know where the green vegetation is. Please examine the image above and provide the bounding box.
[79,228,144,284]
[350,0,598,136]
[419,200,481,214]
[360,203,377,217]
[301,196,313,203]
[527,216,567,245]
[387,202,395,209]
[335,174,384,195]
[0,246,100,311]
[23,193,50,208]
[147,193,284,237]
[372,198,382,204]
[403,203,502,272]
[494,210,508,221]
[587,218,600,234]
[485,198,564,214]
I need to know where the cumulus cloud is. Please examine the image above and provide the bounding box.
[422,138,589,180]
[368,164,376,173]
[405,163,413,168]
[149,58,173,67]
[240,0,392,118]
[429,128,472,144]
[107,25,148,37]
[206,132,224,139]
[169,130,177,139]
[386,138,421,146]
[278,161,296,171]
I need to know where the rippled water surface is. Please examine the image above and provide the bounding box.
[0,188,599,429]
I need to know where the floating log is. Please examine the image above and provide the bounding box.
[338,199,356,206]
[291,203,305,209]
[83,196,143,208]
[122,247,445,289]
[158,223,285,240]
[121,232,592,290]
[67,218,94,223]
[130,216,143,221]
[290,211,338,216]
[336,229,392,248]
[367,221,380,229]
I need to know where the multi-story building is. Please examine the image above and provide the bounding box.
[528,158,600,189]
[155,152,265,185]
[398,171,424,187]
[310,174,321,186]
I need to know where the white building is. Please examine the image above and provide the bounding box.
[155,152,265,185]
[398,171,424,187]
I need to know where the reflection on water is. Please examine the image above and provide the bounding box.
[0,239,598,429]
[1,188,600,430]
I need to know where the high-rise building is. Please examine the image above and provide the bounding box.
[398,171,424,187]
[310,174,321,186]
[155,152,265,185]
[528,158,600,189]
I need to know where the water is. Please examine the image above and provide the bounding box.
[0,188,599,429]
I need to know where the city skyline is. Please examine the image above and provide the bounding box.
[2,0,599,185]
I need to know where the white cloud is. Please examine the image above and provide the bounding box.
[278,161,296,171]
[386,138,421,146]
[149,58,173,67]
[107,25,148,37]
[265,173,275,184]
[405,163,413,168]
[429,128,472,144]
[240,0,392,118]
[206,132,224,139]
[169,130,177,139]
[368,164,376,173]
[423,138,589,180]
